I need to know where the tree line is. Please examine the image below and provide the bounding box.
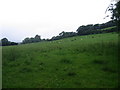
[50,20,117,41]
[0,20,117,46]
[76,20,117,36]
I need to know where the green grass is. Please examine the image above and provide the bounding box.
[100,26,117,31]
[2,32,118,88]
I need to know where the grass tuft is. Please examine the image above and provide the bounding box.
[60,58,72,64]
[102,67,117,73]
[93,59,107,64]
[19,67,32,73]
[67,72,77,76]
[24,60,31,65]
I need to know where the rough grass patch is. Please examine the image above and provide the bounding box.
[55,68,59,71]
[24,60,31,65]
[67,72,77,76]
[60,58,72,64]
[97,53,103,56]
[39,62,44,65]
[19,67,32,73]
[42,53,49,57]
[7,48,20,61]
[38,67,44,71]
[63,69,67,71]
[74,48,87,54]
[74,82,81,86]
[102,67,117,73]
[93,59,107,64]
[9,63,20,67]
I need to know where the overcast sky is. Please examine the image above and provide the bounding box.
[0,0,112,42]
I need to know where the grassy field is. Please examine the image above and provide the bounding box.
[100,26,117,31]
[2,32,118,88]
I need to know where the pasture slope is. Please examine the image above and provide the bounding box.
[2,32,118,88]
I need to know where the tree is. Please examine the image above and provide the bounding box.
[22,37,30,44]
[106,1,120,30]
[22,35,41,44]
[30,38,35,43]
[59,31,65,36]
[0,38,18,46]
[113,1,120,30]
[34,35,41,42]
[1,38,10,46]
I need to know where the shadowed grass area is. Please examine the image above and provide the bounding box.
[60,58,73,64]
[2,32,118,88]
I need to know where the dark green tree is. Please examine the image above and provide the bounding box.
[106,1,120,30]
[1,38,10,46]
[22,37,30,44]
[34,35,41,42]
[0,38,18,46]
[59,31,65,36]
[22,35,41,44]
